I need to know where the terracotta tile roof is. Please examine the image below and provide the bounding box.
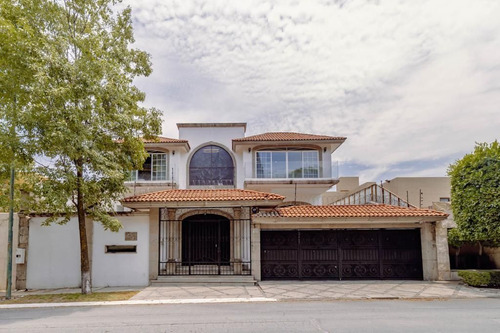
[116,136,188,144]
[257,204,448,218]
[122,189,285,203]
[142,136,188,144]
[233,132,346,142]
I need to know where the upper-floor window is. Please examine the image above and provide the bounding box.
[256,149,319,178]
[130,151,168,181]
[189,145,234,186]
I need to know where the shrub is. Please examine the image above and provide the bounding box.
[458,270,500,288]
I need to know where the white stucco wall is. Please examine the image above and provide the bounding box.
[92,215,150,287]
[178,124,246,189]
[26,217,81,289]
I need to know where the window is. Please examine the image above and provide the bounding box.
[439,197,450,202]
[130,151,168,181]
[189,145,234,186]
[256,149,319,178]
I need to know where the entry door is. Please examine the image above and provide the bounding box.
[182,215,230,266]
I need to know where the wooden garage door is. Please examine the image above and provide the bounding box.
[261,229,422,280]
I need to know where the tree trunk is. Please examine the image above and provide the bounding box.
[76,158,91,294]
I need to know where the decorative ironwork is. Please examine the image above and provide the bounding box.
[261,229,422,280]
[159,209,251,276]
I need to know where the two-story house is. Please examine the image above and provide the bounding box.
[18,123,450,290]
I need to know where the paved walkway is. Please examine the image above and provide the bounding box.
[131,281,500,301]
[3,281,500,309]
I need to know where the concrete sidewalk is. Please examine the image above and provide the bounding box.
[131,280,500,301]
[2,281,500,309]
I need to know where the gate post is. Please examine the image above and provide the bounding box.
[233,208,243,274]
[251,223,261,281]
[420,222,438,280]
[166,208,177,275]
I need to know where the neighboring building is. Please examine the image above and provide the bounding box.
[323,177,451,209]
[14,123,451,290]
[382,177,451,209]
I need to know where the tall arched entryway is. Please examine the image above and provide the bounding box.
[182,214,230,274]
[158,208,252,276]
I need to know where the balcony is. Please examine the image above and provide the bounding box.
[243,162,338,201]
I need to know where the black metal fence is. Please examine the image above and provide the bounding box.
[159,210,251,276]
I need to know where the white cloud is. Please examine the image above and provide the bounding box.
[124,0,500,181]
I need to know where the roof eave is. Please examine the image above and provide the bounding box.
[144,141,190,152]
[253,215,447,225]
[232,138,346,151]
[121,198,284,209]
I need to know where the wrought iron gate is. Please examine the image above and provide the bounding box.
[159,209,251,275]
[261,229,422,280]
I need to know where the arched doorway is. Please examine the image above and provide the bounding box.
[182,214,230,274]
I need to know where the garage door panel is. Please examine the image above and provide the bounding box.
[300,231,338,248]
[340,231,379,247]
[301,249,338,261]
[301,264,339,278]
[262,263,299,279]
[382,264,422,279]
[341,249,379,261]
[261,229,423,280]
[261,230,297,248]
[341,264,380,279]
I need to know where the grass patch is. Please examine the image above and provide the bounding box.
[1,291,139,304]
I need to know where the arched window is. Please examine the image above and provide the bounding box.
[189,145,234,186]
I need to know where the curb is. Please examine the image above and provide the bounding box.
[0,297,277,309]
[2,294,500,309]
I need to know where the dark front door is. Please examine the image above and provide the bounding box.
[182,215,230,270]
[261,229,422,280]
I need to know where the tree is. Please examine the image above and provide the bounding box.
[0,0,44,211]
[2,0,161,294]
[447,141,500,258]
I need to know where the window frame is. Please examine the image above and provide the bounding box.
[129,151,169,182]
[188,144,235,186]
[255,148,320,179]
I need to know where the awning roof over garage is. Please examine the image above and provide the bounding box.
[253,204,448,228]
[255,204,448,218]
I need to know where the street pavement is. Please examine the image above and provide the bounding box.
[2,280,500,309]
[2,299,500,332]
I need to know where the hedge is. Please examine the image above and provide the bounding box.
[458,270,500,288]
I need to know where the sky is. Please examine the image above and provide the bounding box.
[123,0,500,183]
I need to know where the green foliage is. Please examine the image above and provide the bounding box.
[1,0,161,293]
[1,0,161,230]
[458,270,500,288]
[448,141,500,245]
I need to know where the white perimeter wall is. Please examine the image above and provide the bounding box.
[92,215,149,287]
[27,214,150,289]
[27,217,80,289]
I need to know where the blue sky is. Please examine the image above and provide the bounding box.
[123,0,500,182]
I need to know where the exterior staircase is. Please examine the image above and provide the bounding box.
[151,275,257,285]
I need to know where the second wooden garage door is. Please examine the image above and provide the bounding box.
[261,229,422,280]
